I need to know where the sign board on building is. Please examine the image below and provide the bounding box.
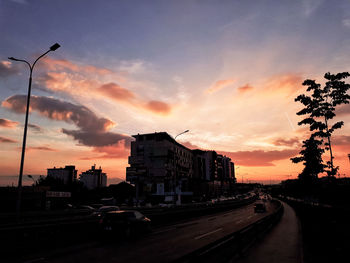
[46,191,71,198]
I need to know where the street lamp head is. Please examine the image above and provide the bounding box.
[184,130,189,133]
[50,43,60,51]
[8,57,19,61]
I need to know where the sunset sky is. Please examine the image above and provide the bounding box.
[1,0,350,186]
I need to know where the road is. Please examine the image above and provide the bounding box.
[31,201,276,263]
[234,201,302,263]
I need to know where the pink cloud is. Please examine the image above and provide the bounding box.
[0,118,18,128]
[97,83,136,102]
[0,136,17,143]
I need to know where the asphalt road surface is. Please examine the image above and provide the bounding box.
[235,201,302,263]
[30,201,276,263]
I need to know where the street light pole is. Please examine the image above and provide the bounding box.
[9,43,60,220]
[173,130,189,205]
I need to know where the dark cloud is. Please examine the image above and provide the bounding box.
[0,118,18,128]
[219,149,299,167]
[2,95,114,132]
[2,94,132,148]
[28,123,43,133]
[0,136,17,143]
[0,61,19,77]
[62,129,132,147]
[28,123,43,132]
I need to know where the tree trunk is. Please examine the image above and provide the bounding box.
[324,116,334,176]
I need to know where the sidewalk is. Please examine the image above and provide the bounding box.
[234,201,303,263]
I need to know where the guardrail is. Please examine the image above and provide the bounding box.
[176,199,284,263]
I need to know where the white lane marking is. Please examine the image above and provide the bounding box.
[194,228,223,240]
[236,219,243,224]
[247,215,253,219]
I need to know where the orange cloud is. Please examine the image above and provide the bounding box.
[37,62,173,116]
[264,74,303,96]
[238,84,254,93]
[0,118,18,128]
[145,101,171,115]
[207,79,236,93]
[97,83,136,102]
[219,149,299,167]
[41,57,112,75]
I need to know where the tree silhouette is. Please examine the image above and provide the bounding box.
[295,72,350,177]
[291,137,326,182]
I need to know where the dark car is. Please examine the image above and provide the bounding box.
[254,203,266,213]
[99,210,151,238]
[94,205,120,217]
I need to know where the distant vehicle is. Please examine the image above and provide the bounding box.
[99,210,151,237]
[254,203,266,213]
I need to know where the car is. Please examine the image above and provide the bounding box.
[99,210,151,238]
[254,203,266,213]
[94,205,120,217]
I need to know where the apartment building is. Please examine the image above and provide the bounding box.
[80,165,107,190]
[47,165,77,184]
[126,132,236,203]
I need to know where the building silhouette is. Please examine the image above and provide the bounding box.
[47,165,77,184]
[126,132,236,203]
